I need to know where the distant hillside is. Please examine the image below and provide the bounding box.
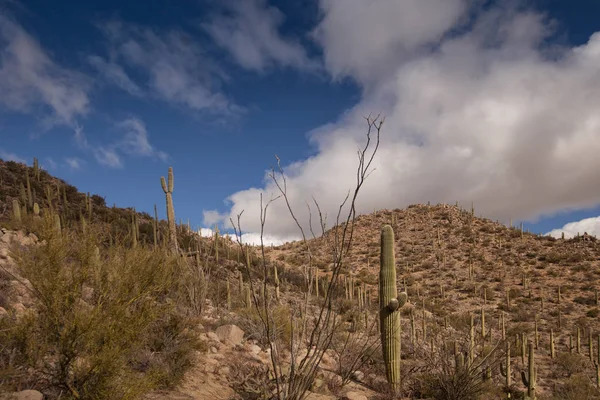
[0,158,200,250]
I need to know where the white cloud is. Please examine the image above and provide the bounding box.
[198,228,215,238]
[546,217,600,239]
[209,2,600,239]
[94,147,122,168]
[0,148,25,163]
[202,210,228,228]
[64,157,84,170]
[0,15,90,127]
[93,19,241,116]
[44,157,57,170]
[197,227,298,246]
[311,0,469,86]
[117,117,168,161]
[87,55,142,96]
[202,0,318,72]
[86,117,167,168]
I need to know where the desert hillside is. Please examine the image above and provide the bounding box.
[2,158,600,400]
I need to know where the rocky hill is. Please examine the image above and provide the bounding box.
[2,158,600,400]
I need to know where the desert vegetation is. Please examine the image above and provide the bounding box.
[2,118,600,399]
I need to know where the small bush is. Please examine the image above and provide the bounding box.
[555,353,589,378]
[550,373,600,400]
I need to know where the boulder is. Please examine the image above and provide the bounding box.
[0,390,44,400]
[215,324,244,345]
[341,392,368,400]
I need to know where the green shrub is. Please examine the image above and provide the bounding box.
[0,217,197,398]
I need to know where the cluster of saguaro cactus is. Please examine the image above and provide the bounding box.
[161,167,178,255]
[379,224,408,393]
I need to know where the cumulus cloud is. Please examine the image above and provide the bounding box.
[93,19,241,116]
[206,2,600,241]
[202,0,318,72]
[546,217,600,239]
[311,0,469,86]
[0,15,90,128]
[197,227,298,246]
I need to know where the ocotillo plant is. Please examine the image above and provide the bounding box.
[160,167,178,254]
[379,224,408,393]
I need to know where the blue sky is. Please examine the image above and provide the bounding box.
[1,0,600,243]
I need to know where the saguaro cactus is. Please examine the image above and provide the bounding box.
[500,341,511,399]
[12,199,21,223]
[521,340,536,400]
[379,225,407,393]
[161,167,178,255]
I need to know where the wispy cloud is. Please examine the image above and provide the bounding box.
[64,157,84,170]
[0,14,90,128]
[44,157,57,170]
[92,19,242,116]
[117,117,168,161]
[0,148,25,163]
[90,117,167,168]
[94,147,122,168]
[87,55,142,96]
[202,0,318,73]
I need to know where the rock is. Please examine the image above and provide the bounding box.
[322,371,342,387]
[82,286,94,303]
[0,307,8,318]
[341,392,368,400]
[215,324,244,345]
[320,350,336,368]
[12,303,27,317]
[206,332,220,342]
[0,231,15,244]
[0,389,44,400]
[305,393,335,400]
[351,370,364,381]
[247,344,261,355]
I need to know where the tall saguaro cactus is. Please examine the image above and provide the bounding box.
[161,167,178,255]
[521,340,536,400]
[379,224,407,393]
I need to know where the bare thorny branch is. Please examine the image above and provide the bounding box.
[230,114,384,400]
